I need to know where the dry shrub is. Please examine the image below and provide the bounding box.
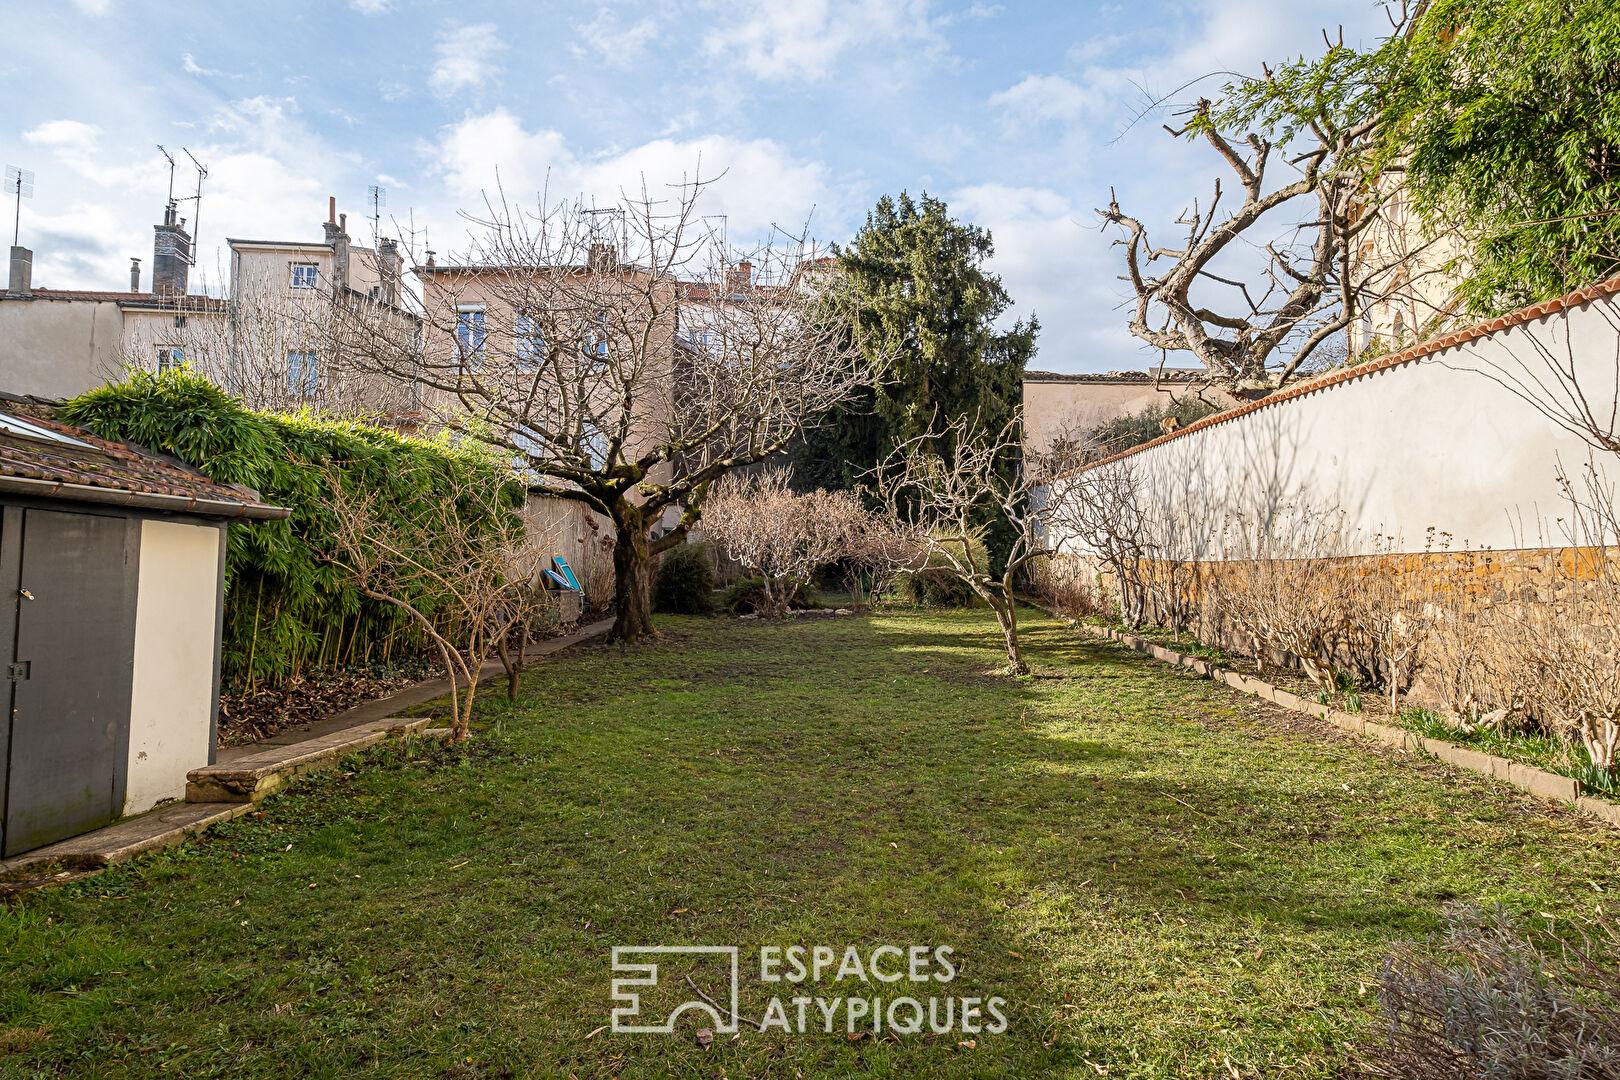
[1354,906,1620,1079]
[1343,536,1434,712]
[1213,510,1356,686]
[702,468,870,618]
[1029,553,1108,619]
[1044,460,1153,626]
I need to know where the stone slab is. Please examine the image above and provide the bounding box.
[1508,762,1581,803]
[187,727,390,802]
[0,801,254,877]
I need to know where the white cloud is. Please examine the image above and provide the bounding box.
[571,7,663,68]
[68,0,113,14]
[429,23,505,98]
[429,109,846,254]
[23,119,102,155]
[988,74,1096,127]
[950,183,1125,372]
[351,0,392,13]
[181,53,231,78]
[702,0,944,82]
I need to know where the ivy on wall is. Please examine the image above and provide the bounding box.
[61,371,521,689]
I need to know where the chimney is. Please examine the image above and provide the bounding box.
[424,249,436,268]
[377,237,400,305]
[587,242,616,273]
[727,259,753,292]
[7,246,32,296]
[130,257,141,292]
[322,201,350,290]
[152,206,192,296]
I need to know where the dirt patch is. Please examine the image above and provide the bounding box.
[218,660,441,746]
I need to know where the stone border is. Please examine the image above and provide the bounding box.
[1080,621,1620,831]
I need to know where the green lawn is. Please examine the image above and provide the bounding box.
[3,608,1616,1078]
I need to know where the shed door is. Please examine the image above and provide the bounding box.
[2,508,135,857]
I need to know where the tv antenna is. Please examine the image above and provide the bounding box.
[368,185,386,245]
[6,165,33,249]
[154,146,205,265]
[183,148,208,265]
[582,203,626,261]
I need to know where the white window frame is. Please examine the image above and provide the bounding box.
[290,263,319,290]
[287,350,319,396]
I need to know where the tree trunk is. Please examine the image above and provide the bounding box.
[995,590,1028,676]
[612,517,656,643]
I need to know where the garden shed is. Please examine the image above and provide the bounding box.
[0,410,287,857]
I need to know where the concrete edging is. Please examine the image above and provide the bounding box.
[1078,621,1620,831]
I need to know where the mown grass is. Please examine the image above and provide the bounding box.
[2,607,1616,1079]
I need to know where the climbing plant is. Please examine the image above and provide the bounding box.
[61,371,522,689]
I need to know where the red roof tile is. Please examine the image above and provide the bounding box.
[0,413,286,519]
[21,288,226,311]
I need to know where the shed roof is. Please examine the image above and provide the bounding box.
[0,413,289,520]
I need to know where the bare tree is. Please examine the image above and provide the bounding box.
[873,413,1052,675]
[701,468,869,617]
[1099,80,1452,392]
[342,178,875,643]
[116,264,419,418]
[322,465,548,743]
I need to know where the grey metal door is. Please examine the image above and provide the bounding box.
[2,508,136,857]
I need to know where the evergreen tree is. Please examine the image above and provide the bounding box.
[795,192,1037,494]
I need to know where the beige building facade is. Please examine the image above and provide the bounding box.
[1022,368,1234,456]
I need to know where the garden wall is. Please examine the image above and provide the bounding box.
[1039,278,1620,723]
[1048,279,1620,560]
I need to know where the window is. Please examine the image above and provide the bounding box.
[290,263,318,290]
[515,314,545,372]
[155,345,183,372]
[456,307,487,373]
[583,313,611,363]
[287,351,318,396]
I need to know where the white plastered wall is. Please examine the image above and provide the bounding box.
[123,519,222,814]
[1048,293,1620,559]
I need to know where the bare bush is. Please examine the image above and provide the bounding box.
[701,468,870,618]
[1028,554,1108,620]
[1503,467,1620,774]
[322,465,547,743]
[1213,510,1356,687]
[1344,535,1432,713]
[1043,460,1153,627]
[1355,905,1620,1080]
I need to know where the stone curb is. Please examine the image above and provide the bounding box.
[1077,621,1617,830]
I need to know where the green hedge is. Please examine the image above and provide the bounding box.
[60,371,520,690]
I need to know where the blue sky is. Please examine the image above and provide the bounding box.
[1,0,1391,372]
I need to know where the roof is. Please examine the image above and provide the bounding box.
[1067,274,1620,476]
[18,288,226,312]
[226,238,335,251]
[0,412,288,520]
[1023,368,1209,383]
